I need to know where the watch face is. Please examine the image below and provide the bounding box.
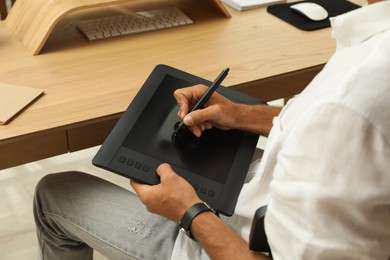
[179,226,192,239]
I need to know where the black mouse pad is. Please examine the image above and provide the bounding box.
[267,0,361,31]
[92,64,266,216]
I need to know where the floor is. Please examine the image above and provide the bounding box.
[0,134,269,259]
[0,146,131,260]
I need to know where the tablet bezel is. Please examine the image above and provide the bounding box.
[93,64,265,215]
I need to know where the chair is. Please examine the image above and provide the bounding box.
[249,205,272,257]
[0,0,15,20]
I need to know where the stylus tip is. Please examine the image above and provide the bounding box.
[174,121,185,134]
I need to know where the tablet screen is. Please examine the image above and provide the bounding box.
[123,75,242,184]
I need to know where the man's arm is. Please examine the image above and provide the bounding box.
[191,212,270,260]
[174,85,281,137]
[232,103,281,137]
[131,164,270,260]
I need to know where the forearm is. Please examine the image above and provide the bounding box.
[191,212,270,260]
[234,104,282,137]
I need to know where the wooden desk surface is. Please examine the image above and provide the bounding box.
[0,0,363,169]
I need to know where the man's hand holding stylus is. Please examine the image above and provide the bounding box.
[174,84,241,137]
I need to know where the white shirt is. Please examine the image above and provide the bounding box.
[171,2,390,259]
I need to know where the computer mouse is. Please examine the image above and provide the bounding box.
[290,2,328,22]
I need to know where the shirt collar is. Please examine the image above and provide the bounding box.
[330,1,390,50]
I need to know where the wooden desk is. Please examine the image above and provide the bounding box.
[0,0,363,169]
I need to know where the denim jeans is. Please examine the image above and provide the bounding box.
[33,172,178,260]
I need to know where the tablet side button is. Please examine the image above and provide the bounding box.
[193,183,200,191]
[208,190,215,197]
[142,165,150,172]
[134,162,142,169]
[127,159,135,166]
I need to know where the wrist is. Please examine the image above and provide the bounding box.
[234,103,259,132]
[236,104,281,136]
[178,202,217,240]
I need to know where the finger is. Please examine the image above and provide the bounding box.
[130,179,139,190]
[204,122,213,129]
[182,115,202,137]
[156,163,176,180]
[174,91,191,119]
[130,179,149,196]
[174,88,200,118]
[174,85,208,118]
[183,114,195,126]
[184,106,218,127]
[156,163,171,174]
[174,85,208,102]
[178,101,190,120]
[180,124,201,137]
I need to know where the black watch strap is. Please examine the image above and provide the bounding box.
[178,202,216,240]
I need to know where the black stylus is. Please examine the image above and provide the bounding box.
[174,68,230,135]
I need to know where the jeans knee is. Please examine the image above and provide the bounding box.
[34,171,90,204]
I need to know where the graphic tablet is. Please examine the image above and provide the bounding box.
[92,64,265,216]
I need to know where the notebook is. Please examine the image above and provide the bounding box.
[0,83,44,125]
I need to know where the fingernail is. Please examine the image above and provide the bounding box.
[183,115,194,125]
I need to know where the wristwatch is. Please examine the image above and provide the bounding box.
[178,202,217,240]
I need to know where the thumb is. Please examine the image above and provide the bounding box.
[156,163,175,180]
[183,108,213,126]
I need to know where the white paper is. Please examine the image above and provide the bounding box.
[222,0,286,11]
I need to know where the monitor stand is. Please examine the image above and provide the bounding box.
[5,0,231,56]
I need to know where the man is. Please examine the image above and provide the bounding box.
[33,1,390,259]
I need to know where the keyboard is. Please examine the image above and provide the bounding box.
[76,7,194,41]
